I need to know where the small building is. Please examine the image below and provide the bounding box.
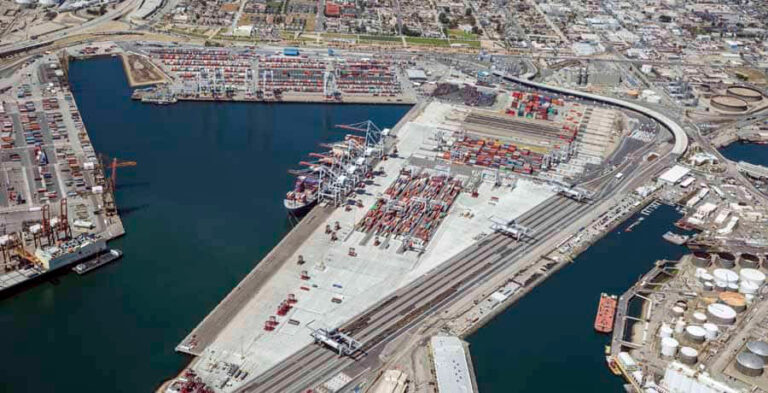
[406,69,428,82]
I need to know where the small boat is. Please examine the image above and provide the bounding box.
[605,352,622,376]
[663,231,690,245]
[594,293,618,333]
[73,249,122,275]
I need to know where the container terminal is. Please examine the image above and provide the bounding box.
[0,49,127,295]
[162,70,681,392]
[125,45,417,105]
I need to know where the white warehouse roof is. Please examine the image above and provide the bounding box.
[406,69,428,80]
[431,336,474,393]
[659,165,691,184]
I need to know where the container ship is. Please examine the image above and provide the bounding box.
[594,293,618,333]
[284,176,319,215]
[283,120,389,215]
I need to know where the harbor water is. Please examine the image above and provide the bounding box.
[720,142,768,167]
[468,204,688,392]
[0,56,746,393]
[0,57,410,393]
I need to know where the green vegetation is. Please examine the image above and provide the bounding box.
[405,37,451,47]
[447,29,477,39]
[359,35,401,42]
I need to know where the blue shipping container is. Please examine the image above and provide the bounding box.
[284,47,299,56]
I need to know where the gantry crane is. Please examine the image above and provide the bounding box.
[95,155,137,216]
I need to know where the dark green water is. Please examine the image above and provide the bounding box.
[720,142,768,166]
[0,57,410,393]
[468,204,687,392]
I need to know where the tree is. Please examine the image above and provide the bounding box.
[439,12,449,24]
[465,7,472,16]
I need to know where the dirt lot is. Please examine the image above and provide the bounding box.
[121,53,166,87]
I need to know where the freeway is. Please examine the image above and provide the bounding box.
[0,0,142,58]
[492,71,690,156]
[236,195,593,393]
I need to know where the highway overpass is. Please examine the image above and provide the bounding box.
[494,71,689,156]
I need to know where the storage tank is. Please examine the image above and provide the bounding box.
[692,312,707,324]
[713,268,739,284]
[672,306,685,317]
[660,324,674,338]
[661,337,679,357]
[685,325,707,343]
[736,351,765,377]
[703,281,714,291]
[715,281,728,292]
[716,253,737,268]
[703,323,719,340]
[747,341,768,361]
[740,253,761,269]
[727,283,740,292]
[692,252,711,267]
[707,303,737,325]
[740,268,766,287]
[679,347,699,365]
[675,319,686,334]
[719,292,747,312]
[740,280,759,295]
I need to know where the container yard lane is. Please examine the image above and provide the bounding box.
[237,194,593,393]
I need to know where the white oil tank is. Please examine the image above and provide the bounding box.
[679,346,699,365]
[692,312,707,324]
[727,283,739,292]
[703,281,714,291]
[713,268,739,284]
[703,323,719,340]
[740,280,759,295]
[740,268,766,287]
[707,303,737,325]
[700,272,714,283]
[685,325,707,343]
[660,323,674,338]
[661,337,679,357]
[672,306,685,317]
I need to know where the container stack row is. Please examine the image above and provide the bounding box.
[357,169,461,246]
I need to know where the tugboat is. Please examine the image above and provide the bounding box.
[605,347,622,376]
[594,293,618,333]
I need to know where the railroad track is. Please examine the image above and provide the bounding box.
[237,195,593,393]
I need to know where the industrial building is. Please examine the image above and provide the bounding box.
[430,336,475,393]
